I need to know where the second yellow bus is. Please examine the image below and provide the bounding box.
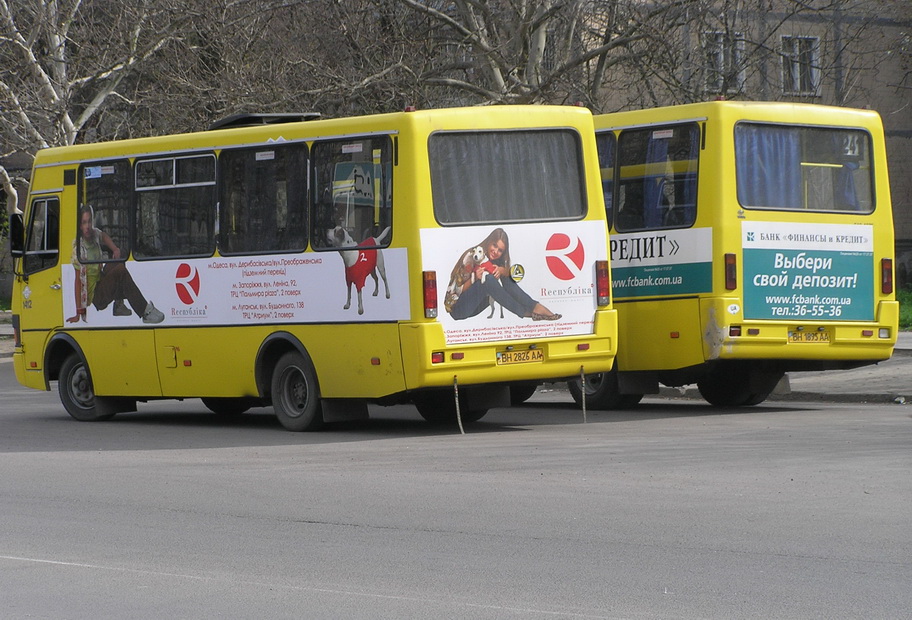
[570,101,897,408]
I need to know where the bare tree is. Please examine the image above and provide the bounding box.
[0,0,195,212]
[388,0,702,107]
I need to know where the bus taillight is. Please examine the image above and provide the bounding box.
[596,260,610,306]
[724,253,737,290]
[423,271,438,318]
[881,258,893,295]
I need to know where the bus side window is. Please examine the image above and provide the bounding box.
[23,197,60,274]
[134,155,216,259]
[218,144,307,255]
[310,136,393,250]
[595,132,616,228]
[616,124,699,232]
[80,160,132,260]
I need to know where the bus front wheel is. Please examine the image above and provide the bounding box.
[567,370,643,410]
[271,351,324,432]
[58,355,114,421]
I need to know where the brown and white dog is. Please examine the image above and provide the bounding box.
[444,244,502,318]
[326,226,391,315]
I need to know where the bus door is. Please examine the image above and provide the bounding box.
[604,121,708,372]
[16,193,62,378]
[61,160,161,397]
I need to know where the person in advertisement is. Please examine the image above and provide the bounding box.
[444,227,561,321]
[66,205,165,324]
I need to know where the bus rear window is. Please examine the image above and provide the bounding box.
[735,123,874,213]
[429,129,586,224]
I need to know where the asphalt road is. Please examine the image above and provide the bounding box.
[1,358,911,619]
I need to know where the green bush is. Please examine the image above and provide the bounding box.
[898,288,912,331]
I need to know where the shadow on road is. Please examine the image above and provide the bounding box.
[0,391,822,454]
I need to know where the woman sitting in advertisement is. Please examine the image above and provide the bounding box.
[66,204,165,324]
[444,227,561,321]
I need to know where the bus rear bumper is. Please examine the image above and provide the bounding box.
[400,309,618,389]
[706,301,899,364]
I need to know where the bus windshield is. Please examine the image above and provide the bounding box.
[428,129,586,224]
[735,123,874,213]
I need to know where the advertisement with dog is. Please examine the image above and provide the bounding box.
[421,221,608,345]
[61,244,411,327]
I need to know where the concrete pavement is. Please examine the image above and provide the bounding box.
[1,311,910,403]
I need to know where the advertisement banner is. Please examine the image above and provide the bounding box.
[62,248,411,328]
[742,221,874,321]
[421,221,608,345]
[609,228,713,298]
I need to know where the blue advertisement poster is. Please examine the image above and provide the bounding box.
[742,222,874,321]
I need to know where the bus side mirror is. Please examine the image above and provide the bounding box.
[9,212,24,257]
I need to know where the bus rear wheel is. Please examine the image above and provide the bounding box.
[412,390,488,425]
[509,382,539,405]
[697,365,783,407]
[271,351,324,432]
[567,370,643,410]
[58,355,114,421]
[201,397,253,417]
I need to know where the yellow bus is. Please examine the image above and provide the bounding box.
[8,106,617,431]
[569,101,896,408]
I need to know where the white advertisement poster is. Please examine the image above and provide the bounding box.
[62,248,411,328]
[421,221,608,345]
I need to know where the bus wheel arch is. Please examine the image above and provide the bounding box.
[44,333,87,389]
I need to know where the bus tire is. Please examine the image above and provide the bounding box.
[509,382,538,405]
[567,370,642,410]
[412,390,488,425]
[58,354,114,421]
[271,351,324,432]
[697,367,782,407]
[201,397,253,417]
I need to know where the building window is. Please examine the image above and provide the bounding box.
[781,36,820,95]
[703,31,745,94]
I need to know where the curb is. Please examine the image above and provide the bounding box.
[657,387,909,405]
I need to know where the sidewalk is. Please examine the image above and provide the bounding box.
[2,312,910,404]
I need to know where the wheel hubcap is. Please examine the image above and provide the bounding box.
[281,366,308,418]
[70,365,94,409]
[585,373,605,395]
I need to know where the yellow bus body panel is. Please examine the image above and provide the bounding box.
[616,298,704,371]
